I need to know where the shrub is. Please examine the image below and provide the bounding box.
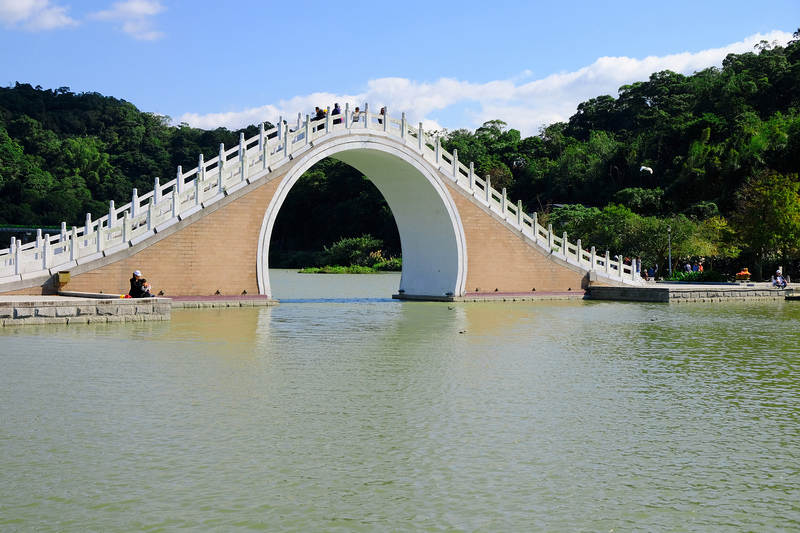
[317,235,384,267]
[373,256,402,271]
[299,265,375,274]
[666,270,729,282]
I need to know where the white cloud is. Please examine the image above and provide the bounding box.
[89,0,165,41]
[0,0,78,30]
[179,30,794,137]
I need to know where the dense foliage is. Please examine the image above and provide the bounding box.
[0,83,263,229]
[441,33,800,279]
[2,32,799,277]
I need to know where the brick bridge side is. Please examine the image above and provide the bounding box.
[448,185,587,293]
[47,177,283,297]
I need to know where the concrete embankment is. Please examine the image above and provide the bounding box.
[589,282,794,303]
[398,283,795,303]
[0,292,279,327]
[0,293,171,326]
[170,295,278,308]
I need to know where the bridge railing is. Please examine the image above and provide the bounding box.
[0,106,639,285]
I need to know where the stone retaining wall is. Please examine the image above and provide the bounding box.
[590,284,793,303]
[171,300,277,308]
[0,297,171,326]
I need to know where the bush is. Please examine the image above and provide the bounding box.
[317,235,384,267]
[666,270,729,282]
[373,256,402,271]
[299,265,375,274]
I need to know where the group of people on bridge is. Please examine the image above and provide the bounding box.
[312,104,386,130]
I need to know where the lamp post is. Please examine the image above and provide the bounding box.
[667,225,672,277]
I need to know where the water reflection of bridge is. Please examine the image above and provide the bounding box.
[0,105,642,299]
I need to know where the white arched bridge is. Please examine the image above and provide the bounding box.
[0,105,643,299]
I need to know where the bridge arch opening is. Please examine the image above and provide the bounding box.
[257,135,468,299]
[267,158,401,276]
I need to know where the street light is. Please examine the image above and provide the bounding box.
[667,225,672,277]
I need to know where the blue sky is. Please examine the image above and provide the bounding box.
[1,0,798,136]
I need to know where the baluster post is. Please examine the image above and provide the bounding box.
[176,166,183,193]
[70,226,78,261]
[198,153,205,182]
[14,240,22,275]
[418,122,424,151]
[605,251,611,273]
[218,143,225,191]
[305,115,310,145]
[172,188,180,218]
[345,103,351,128]
[239,132,247,183]
[591,246,596,269]
[84,214,91,244]
[61,222,67,241]
[562,232,568,255]
[383,106,388,131]
[501,188,507,214]
[547,224,554,250]
[325,106,331,133]
[452,149,459,178]
[485,176,491,203]
[283,123,290,158]
[131,188,139,217]
[36,229,43,248]
[97,225,104,252]
[469,162,475,190]
[154,177,161,205]
[123,213,131,243]
[364,103,370,129]
[401,113,407,139]
[517,200,523,226]
[576,239,582,262]
[195,175,201,206]
[147,199,155,230]
[435,136,441,164]
[108,200,116,228]
[43,238,51,269]
[268,122,269,170]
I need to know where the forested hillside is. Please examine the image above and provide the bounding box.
[441,33,800,278]
[0,84,262,227]
[1,31,799,277]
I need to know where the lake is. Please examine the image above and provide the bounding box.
[1,270,799,531]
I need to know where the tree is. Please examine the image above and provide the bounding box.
[731,171,800,279]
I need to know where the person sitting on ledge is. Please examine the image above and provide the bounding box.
[129,270,154,298]
[771,270,787,289]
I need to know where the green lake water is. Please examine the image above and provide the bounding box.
[1,270,799,531]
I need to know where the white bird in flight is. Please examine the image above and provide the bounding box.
[640,166,653,174]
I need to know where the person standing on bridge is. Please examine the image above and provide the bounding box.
[332,103,342,125]
[352,106,361,122]
[314,106,326,131]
